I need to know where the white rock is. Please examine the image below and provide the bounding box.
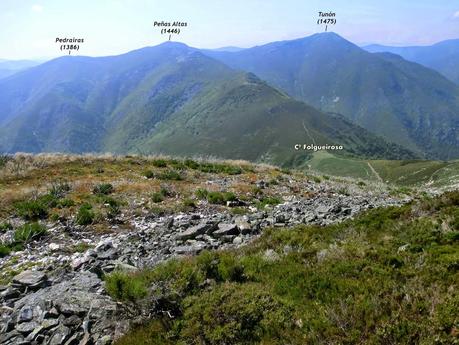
[49,243,60,251]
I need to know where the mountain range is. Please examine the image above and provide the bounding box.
[0,33,458,164]
[205,33,459,159]
[364,39,459,85]
[0,42,415,166]
[0,59,43,80]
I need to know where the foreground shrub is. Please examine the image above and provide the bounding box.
[151,159,168,168]
[105,271,148,302]
[76,203,95,225]
[174,283,293,344]
[0,154,12,168]
[198,191,237,205]
[48,180,71,198]
[93,183,114,195]
[0,222,13,231]
[14,222,47,244]
[143,170,155,179]
[256,196,282,209]
[156,169,183,181]
[102,197,121,219]
[15,194,58,220]
[151,193,164,203]
[0,244,11,257]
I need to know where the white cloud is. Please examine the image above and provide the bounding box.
[31,5,43,13]
[454,10,459,18]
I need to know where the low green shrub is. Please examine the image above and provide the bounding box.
[48,180,71,198]
[0,222,13,232]
[105,271,148,302]
[174,283,293,344]
[93,183,114,195]
[256,196,282,209]
[143,170,155,179]
[15,194,59,220]
[151,193,164,203]
[76,203,94,225]
[57,198,75,208]
[182,198,196,209]
[195,188,208,199]
[151,159,168,168]
[0,244,11,257]
[156,170,183,181]
[102,197,121,219]
[206,191,237,205]
[14,222,47,244]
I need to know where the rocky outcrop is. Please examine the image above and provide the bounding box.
[0,185,409,344]
[1,271,127,344]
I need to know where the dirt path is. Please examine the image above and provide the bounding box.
[367,162,383,182]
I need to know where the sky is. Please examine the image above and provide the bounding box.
[1,0,459,59]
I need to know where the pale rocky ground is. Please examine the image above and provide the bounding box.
[0,157,415,344]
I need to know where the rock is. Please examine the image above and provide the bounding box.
[63,332,82,345]
[25,325,44,341]
[177,223,213,240]
[213,223,239,238]
[95,240,114,252]
[16,320,39,334]
[234,217,251,234]
[96,335,112,345]
[398,244,410,252]
[0,330,21,343]
[17,305,34,323]
[173,242,206,255]
[263,249,279,262]
[41,318,59,330]
[221,235,236,243]
[232,236,243,245]
[12,272,118,340]
[63,315,82,327]
[341,207,352,215]
[275,214,286,223]
[97,248,118,260]
[1,286,20,300]
[48,324,71,345]
[114,262,138,272]
[49,243,60,251]
[12,270,47,290]
[316,205,329,214]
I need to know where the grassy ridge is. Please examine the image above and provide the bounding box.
[307,151,459,187]
[109,191,459,345]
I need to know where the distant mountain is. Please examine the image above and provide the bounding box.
[0,42,415,165]
[204,33,459,159]
[0,59,43,79]
[364,39,459,84]
[210,46,245,52]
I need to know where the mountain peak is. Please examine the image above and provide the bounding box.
[157,41,190,48]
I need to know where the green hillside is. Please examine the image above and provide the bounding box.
[206,33,459,160]
[112,191,459,344]
[307,151,459,188]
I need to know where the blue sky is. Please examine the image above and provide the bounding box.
[1,0,459,59]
